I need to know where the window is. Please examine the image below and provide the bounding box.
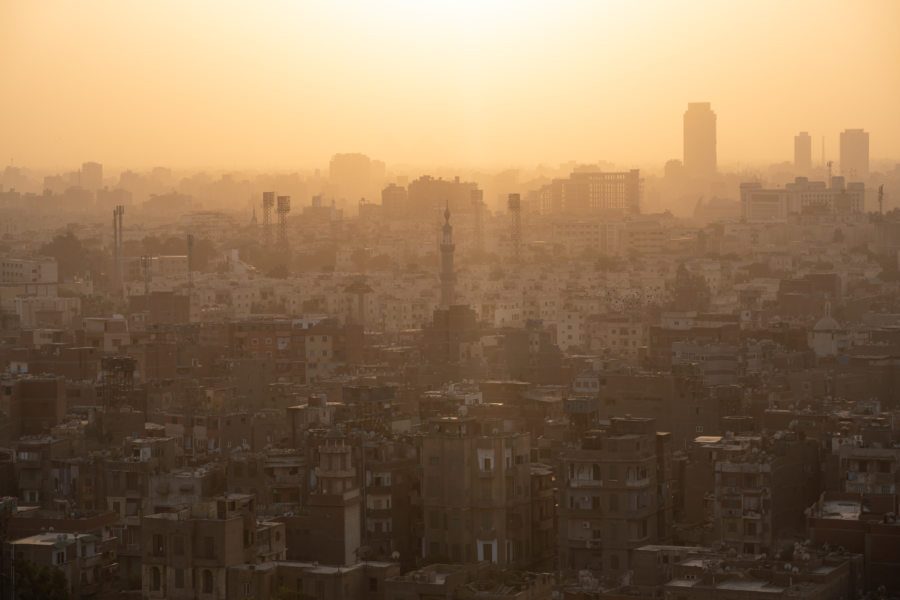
[202,570,214,594]
[175,568,184,589]
[150,567,161,592]
[151,533,166,557]
[203,536,215,559]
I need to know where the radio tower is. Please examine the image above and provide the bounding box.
[277,195,291,248]
[262,192,275,247]
[508,193,521,264]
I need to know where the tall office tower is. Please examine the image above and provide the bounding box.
[80,161,103,191]
[794,132,812,174]
[683,102,717,179]
[840,128,869,179]
[439,206,456,308]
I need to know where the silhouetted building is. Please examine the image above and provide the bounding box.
[794,131,812,174]
[683,102,717,179]
[381,183,409,219]
[80,161,103,191]
[407,176,479,220]
[740,176,864,221]
[537,170,641,215]
[840,128,869,179]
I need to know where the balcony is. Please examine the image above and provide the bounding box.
[569,479,603,489]
[625,477,650,488]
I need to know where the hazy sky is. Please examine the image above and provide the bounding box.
[1,0,898,170]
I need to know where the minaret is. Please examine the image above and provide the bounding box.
[440,204,456,308]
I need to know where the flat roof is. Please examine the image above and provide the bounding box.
[820,500,861,520]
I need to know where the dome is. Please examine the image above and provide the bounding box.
[813,315,840,331]
[813,302,839,331]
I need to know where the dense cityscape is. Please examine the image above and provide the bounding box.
[2,2,900,599]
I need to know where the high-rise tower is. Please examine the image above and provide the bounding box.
[262,191,275,246]
[276,195,291,248]
[794,131,812,174]
[683,102,717,179]
[440,205,456,308]
[840,129,869,179]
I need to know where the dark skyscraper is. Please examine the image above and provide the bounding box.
[794,131,812,174]
[683,102,717,179]
[840,128,869,179]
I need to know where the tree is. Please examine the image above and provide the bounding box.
[671,263,711,311]
[39,232,109,281]
[13,559,70,600]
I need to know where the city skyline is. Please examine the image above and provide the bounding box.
[3,3,900,599]
[1,1,899,169]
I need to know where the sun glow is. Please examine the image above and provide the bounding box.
[1,0,898,168]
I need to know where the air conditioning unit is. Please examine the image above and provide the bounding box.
[582,521,591,529]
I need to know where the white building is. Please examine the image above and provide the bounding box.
[741,177,865,222]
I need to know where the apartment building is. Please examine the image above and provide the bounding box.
[420,416,532,568]
[557,417,673,576]
[141,493,285,599]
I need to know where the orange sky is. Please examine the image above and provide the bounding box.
[1,0,898,170]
